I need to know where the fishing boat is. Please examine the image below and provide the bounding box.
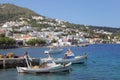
[41,54,87,64]
[16,53,72,73]
[46,46,63,54]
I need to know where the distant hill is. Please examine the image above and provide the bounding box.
[88,25,120,33]
[0,3,120,33]
[0,4,39,23]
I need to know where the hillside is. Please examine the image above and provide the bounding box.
[0,4,39,23]
[0,3,120,33]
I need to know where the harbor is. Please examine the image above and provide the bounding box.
[0,0,120,79]
[0,44,120,80]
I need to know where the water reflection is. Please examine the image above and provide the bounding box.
[17,72,71,80]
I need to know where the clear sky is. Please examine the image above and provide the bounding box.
[0,0,120,28]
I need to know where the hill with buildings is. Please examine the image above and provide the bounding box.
[0,4,120,33]
[0,3,119,47]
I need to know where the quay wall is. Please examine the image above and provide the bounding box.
[0,58,40,69]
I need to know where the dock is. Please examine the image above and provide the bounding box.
[0,58,40,69]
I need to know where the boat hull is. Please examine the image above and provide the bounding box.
[47,49,63,54]
[42,55,87,64]
[17,62,71,73]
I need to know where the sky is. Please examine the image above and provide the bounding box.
[0,0,120,28]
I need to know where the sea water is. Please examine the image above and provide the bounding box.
[0,44,120,80]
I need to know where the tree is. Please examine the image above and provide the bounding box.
[25,38,46,46]
[0,34,5,37]
[0,36,16,48]
[25,39,36,46]
[51,38,57,43]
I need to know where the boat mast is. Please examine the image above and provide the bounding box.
[25,57,31,68]
[44,51,56,64]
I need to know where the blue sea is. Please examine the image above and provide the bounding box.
[0,44,120,80]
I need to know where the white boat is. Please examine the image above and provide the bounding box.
[46,46,63,54]
[16,54,71,73]
[41,54,87,64]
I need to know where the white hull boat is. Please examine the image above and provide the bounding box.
[41,54,87,64]
[17,62,71,73]
[46,46,63,54]
[48,48,63,54]
[17,54,71,73]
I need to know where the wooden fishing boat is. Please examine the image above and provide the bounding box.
[16,54,71,73]
[41,54,87,64]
